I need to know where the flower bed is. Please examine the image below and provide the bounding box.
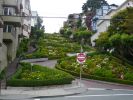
[7,62,74,87]
[56,54,133,85]
[24,34,94,59]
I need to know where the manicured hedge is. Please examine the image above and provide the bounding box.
[56,54,133,85]
[56,65,133,85]
[24,34,94,60]
[7,63,74,87]
[7,77,73,87]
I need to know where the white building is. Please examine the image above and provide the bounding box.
[0,17,4,73]
[91,0,133,46]
[21,0,31,38]
[0,0,31,73]
[91,4,118,31]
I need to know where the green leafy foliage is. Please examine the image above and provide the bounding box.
[24,34,94,59]
[82,0,108,13]
[95,32,110,51]
[56,54,133,82]
[17,38,29,57]
[7,62,74,87]
[96,7,133,61]
[0,69,5,80]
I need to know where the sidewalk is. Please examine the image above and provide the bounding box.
[0,80,87,100]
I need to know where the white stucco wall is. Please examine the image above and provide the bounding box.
[0,17,3,72]
[1,43,8,71]
[91,18,110,46]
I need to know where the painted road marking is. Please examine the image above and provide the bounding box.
[66,94,133,98]
[88,88,133,91]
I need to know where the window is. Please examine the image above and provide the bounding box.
[3,7,16,15]
[4,8,8,15]
[3,25,14,33]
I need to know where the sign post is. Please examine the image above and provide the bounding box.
[77,51,86,87]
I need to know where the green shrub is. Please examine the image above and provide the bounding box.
[124,72,133,81]
[17,38,29,57]
[56,54,133,85]
[56,65,133,85]
[23,34,93,59]
[7,63,74,87]
[0,69,5,80]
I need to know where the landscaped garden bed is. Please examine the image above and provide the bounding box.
[7,62,74,87]
[24,34,95,60]
[56,54,133,85]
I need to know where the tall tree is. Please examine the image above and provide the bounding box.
[96,7,133,61]
[82,0,108,30]
[84,0,108,13]
[31,16,45,39]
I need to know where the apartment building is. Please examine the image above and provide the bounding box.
[91,0,133,46]
[0,0,31,73]
[0,16,4,73]
[91,4,118,31]
[21,0,31,38]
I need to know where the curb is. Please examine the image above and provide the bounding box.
[81,78,133,89]
[0,89,86,100]
[33,92,80,99]
[0,86,88,99]
[20,58,48,63]
[33,88,88,98]
[87,88,133,91]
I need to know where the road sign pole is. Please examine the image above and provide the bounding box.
[79,63,82,87]
[79,45,83,87]
[77,45,86,87]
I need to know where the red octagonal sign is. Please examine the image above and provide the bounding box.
[77,53,86,64]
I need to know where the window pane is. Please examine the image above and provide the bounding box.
[8,25,12,32]
[3,25,7,32]
[4,8,8,15]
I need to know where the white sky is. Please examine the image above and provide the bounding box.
[30,0,125,33]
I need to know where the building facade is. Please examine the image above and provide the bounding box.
[21,0,31,38]
[0,0,31,73]
[0,16,4,73]
[91,0,133,46]
[91,4,118,32]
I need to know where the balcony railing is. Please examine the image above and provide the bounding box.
[2,15,21,27]
[3,32,15,42]
[3,0,18,7]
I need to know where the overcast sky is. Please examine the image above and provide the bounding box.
[30,0,125,33]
